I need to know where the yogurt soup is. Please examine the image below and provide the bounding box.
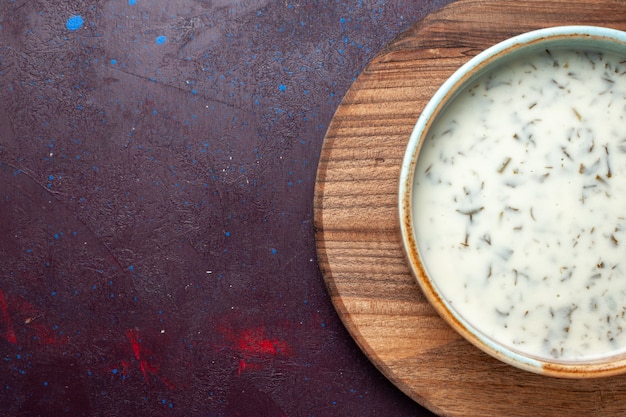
[413,47,626,362]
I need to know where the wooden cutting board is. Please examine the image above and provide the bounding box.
[313,1,626,415]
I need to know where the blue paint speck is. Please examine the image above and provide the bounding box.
[271,248,277,255]
[224,231,231,237]
[111,59,117,65]
[279,84,286,91]
[128,265,134,271]
[112,369,118,375]
[66,15,84,31]
[43,381,48,387]
[48,175,55,181]
[156,35,167,45]
[128,0,137,5]
[51,291,56,297]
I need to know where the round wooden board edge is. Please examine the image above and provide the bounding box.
[314,0,626,415]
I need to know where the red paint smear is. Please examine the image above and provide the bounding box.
[126,328,152,384]
[125,328,175,390]
[160,375,177,391]
[120,359,131,377]
[0,292,68,350]
[0,289,17,344]
[217,324,292,376]
[236,328,291,357]
[127,329,142,361]
[237,359,262,376]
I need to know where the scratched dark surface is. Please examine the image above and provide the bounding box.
[0,1,453,416]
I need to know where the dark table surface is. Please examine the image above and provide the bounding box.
[0,1,455,415]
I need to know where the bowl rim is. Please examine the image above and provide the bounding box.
[398,25,626,378]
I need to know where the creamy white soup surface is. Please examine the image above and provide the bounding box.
[414,47,626,361]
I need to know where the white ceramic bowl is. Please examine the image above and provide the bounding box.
[399,26,626,378]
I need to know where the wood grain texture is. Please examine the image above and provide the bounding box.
[313,1,626,415]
